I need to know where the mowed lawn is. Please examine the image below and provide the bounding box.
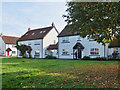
[1,58,120,88]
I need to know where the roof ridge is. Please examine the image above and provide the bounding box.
[2,35,19,38]
[28,26,53,32]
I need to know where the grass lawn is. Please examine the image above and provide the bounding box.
[1,58,119,88]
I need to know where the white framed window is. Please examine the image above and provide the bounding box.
[28,42,31,45]
[43,31,46,33]
[90,48,99,55]
[89,39,94,41]
[40,31,43,33]
[34,41,40,45]
[12,51,16,54]
[45,49,47,55]
[62,37,69,43]
[32,33,35,35]
[62,49,69,55]
[12,45,16,47]
[35,50,40,56]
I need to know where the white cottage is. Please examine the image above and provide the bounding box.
[0,33,19,56]
[108,39,120,59]
[58,25,108,59]
[17,23,59,58]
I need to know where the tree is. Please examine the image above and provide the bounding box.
[16,41,27,58]
[26,46,32,58]
[63,2,120,45]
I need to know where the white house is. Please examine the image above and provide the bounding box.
[57,25,109,59]
[0,33,19,56]
[108,39,120,59]
[17,23,59,58]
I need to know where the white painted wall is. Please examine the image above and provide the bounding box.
[58,35,106,59]
[18,39,43,58]
[0,36,6,56]
[43,28,58,58]
[5,44,17,56]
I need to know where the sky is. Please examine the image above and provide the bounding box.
[1,1,68,37]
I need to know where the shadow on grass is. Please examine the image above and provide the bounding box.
[2,70,85,88]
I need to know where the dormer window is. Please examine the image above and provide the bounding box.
[40,31,42,33]
[32,33,35,35]
[43,31,46,33]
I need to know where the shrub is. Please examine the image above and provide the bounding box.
[92,57,107,60]
[45,55,56,59]
[82,56,90,60]
[29,55,32,58]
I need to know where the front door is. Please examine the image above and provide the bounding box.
[78,48,81,59]
[7,51,9,56]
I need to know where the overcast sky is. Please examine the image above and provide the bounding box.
[1,1,67,37]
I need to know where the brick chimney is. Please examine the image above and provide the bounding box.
[28,27,31,31]
[52,22,55,27]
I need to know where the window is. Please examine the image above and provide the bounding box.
[12,45,16,47]
[50,51,53,56]
[56,51,58,55]
[77,36,80,41]
[32,33,35,35]
[35,50,40,57]
[90,48,99,55]
[12,51,16,54]
[43,31,46,33]
[28,42,31,45]
[40,31,43,33]
[45,50,47,55]
[89,39,94,41]
[62,37,69,43]
[34,41,40,45]
[62,49,69,55]
[114,48,118,53]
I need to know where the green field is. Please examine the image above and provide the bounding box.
[1,58,119,88]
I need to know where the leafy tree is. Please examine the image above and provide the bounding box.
[16,41,27,58]
[26,46,32,58]
[63,2,120,45]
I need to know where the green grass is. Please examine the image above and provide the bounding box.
[1,58,119,88]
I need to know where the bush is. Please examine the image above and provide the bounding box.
[45,55,56,59]
[29,55,32,58]
[82,56,90,60]
[82,56,107,61]
[92,57,107,60]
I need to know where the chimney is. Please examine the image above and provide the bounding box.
[52,22,55,27]
[28,27,31,31]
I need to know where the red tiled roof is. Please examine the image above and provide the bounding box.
[18,26,54,41]
[2,35,19,44]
